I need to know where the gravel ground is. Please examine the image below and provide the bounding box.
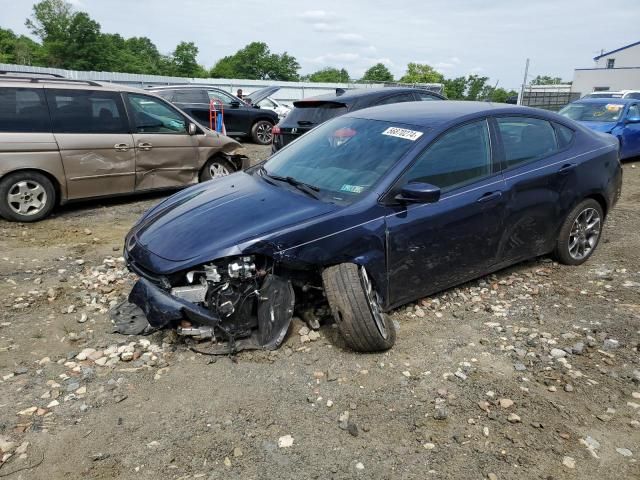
[0,145,639,480]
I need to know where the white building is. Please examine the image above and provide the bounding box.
[572,40,640,96]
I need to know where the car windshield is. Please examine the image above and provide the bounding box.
[559,102,625,122]
[262,116,423,204]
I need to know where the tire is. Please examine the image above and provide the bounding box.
[554,199,604,266]
[199,157,235,182]
[322,263,396,352]
[0,171,56,222]
[251,120,273,145]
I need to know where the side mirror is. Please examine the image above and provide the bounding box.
[395,182,441,203]
[230,100,241,108]
[188,123,197,135]
[626,116,640,124]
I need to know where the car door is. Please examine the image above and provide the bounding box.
[45,88,135,199]
[125,93,199,190]
[620,103,640,158]
[493,116,576,264]
[385,119,507,306]
[207,89,248,135]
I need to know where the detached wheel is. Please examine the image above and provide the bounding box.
[322,263,396,352]
[554,199,603,265]
[0,171,56,222]
[200,157,235,181]
[251,120,273,145]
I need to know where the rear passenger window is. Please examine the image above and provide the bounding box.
[554,123,574,149]
[416,91,439,101]
[403,120,492,191]
[171,89,209,104]
[376,93,416,106]
[46,90,128,134]
[497,117,558,169]
[0,88,51,133]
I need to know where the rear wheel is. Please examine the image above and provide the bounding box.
[554,199,603,265]
[251,120,273,145]
[200,157,235,182]
[322,263,396,352]
[0,171,56,222]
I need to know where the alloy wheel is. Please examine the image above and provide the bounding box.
[360,266,389,339]
[209,162,230,178]
[256,122,273,144]
[568,207,601,260]
[7,180,48,216]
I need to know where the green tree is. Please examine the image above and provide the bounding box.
[171,41,205,77]
[305,67,349,83]
[443,76,466,99]
[531,75,564,85]
[399,63,444,84]
[361,63,394,82]
[465,74,489,100]
[0,27,45,65]
[487,87,518,103]
[210,42,299,80]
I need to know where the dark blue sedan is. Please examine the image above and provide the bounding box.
[123,101,622,353]
[560,98,640,159]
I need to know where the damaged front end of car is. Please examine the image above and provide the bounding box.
[124,254,295,354]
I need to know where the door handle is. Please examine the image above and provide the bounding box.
[558,163,576,175]
[477,191,503,203]
[138,142,153,151]
[114,143,129,152]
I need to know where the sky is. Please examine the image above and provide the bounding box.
[1,0,638,89]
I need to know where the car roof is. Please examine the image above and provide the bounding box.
[0,73,151,95]
[299,87,444,105]
[344,100,555,128]
[572,98,636,105]
[147,84,225,91]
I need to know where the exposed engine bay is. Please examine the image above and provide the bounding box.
[116,255,303,354]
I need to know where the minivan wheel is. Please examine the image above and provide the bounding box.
[200,157,235,182]
[554,199,603,266]
[251,120,273,145]
[322,263,396,352]
[0,171,56,222]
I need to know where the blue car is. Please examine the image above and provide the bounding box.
[559,98,640,159]
[123,101,622,353]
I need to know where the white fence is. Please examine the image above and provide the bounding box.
[0,63,443,103]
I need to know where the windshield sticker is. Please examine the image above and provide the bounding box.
[340,184,365,193]
[382,127,423,141]
[605,104,624,111]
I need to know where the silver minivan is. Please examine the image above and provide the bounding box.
[0,71,246,222]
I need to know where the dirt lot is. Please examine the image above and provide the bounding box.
[0,145,638,480]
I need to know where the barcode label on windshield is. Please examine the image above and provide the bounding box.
[382,127,423,141]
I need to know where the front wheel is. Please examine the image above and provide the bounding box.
[251,120,273,145]
[554,199,603,265]
[0,171,56,222]
[199,157,235,182]
[322,263,396,352]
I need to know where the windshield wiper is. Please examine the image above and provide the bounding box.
[297,120,314,126]
[259,167,320,199]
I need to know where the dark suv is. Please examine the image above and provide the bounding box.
[272,87,445,151]
[148,85,279,145]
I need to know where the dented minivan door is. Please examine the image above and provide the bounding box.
[125,93,200,191]
[46,88,136,199]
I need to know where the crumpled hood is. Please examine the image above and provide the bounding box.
[578,121,616,133]
[131,172,337,264]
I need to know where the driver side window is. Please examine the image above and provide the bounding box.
[127,94,187,134]
[403,120,492,192]
[207,90,237,105]
[628,104,640,119]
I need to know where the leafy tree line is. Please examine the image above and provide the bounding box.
[1,0,562,101]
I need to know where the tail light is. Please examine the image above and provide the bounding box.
[272,125,281,135]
